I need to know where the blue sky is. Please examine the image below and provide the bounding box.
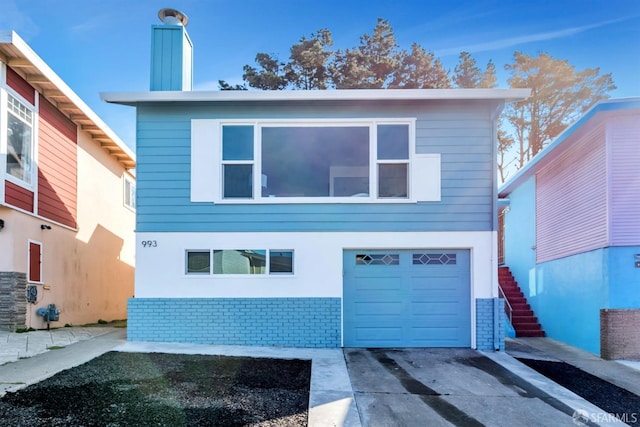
[1,0,639,150]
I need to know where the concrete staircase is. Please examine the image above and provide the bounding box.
[498,267,545,337]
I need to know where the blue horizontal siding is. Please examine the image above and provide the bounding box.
[135,100,498,233]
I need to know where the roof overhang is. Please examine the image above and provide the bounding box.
[0,31,135,170]
[101,88,531,105]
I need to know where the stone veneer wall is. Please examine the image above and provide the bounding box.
[0,272,27,331]
[601,309,640,360]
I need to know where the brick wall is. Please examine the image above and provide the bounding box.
[128,297,341,348]
[600,309,640,360]
[0,272,27,331]
[476,298,505,351]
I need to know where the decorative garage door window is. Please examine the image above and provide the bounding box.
[412,253,457,265]
[355,253,400,265]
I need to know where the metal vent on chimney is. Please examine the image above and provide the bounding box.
[158,8,188,26]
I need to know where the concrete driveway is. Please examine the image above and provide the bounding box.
[344,348,599,427]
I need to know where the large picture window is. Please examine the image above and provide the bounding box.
[190,118,443,204]
[262,126,370,198]
[6,94,34,186]
[218,121,411,201]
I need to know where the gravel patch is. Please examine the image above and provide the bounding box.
[0,352,311,426]
[517,357,640,426]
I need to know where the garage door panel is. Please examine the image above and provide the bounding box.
[412,327,459,339]
[411,302,461,315]
[353,276,403,291]
[344,249,470,347]
[355,327,403,340]
[353,301,404,315]
[411,289,463,300]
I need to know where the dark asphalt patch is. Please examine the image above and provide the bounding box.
[459,355,600,426]
[517,358,640,427]
[370,349,485,427]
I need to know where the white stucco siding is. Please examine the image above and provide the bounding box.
[134,231,496,300]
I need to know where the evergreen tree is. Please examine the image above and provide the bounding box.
[389,43,450,89]
[453,51,482,88]
[503,52,616,167]
[332,18,400,88]
[287,29,334,89]
[242,53,289,90]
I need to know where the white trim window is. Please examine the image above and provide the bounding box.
[124,175,136,211]
[185,249,294,276]
[191,119,440,204]
[6,94,35,187]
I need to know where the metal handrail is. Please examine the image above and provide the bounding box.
[498,283,513,324]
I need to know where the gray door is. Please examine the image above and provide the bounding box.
[343,250,471,347]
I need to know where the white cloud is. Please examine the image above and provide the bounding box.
[435,17,628,57]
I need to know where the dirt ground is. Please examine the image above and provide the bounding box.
[0,352,311,426]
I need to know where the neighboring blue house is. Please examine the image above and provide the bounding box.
[499,98,640,355]
[103,9,529,349]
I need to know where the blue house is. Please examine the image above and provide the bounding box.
[499,98,640,356]
[103,9,529,349]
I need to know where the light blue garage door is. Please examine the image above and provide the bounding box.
[343,250,471,347]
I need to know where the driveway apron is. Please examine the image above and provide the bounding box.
[344,348,588,427]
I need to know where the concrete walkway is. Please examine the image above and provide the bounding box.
[0,328,127,396]
[0,326,122,365]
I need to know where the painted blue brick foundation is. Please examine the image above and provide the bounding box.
[476,298,505,351]
[128,297,341,348]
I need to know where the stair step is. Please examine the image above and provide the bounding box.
[512,322,542,330]
[512,315,538,323]
[516,330,546,337]
[501,266,546,338]
[511,310,534,317]
[503,292,524,299]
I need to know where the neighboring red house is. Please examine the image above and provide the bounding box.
[0,31,136,331]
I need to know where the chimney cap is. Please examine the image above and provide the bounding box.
[158,8,188,26]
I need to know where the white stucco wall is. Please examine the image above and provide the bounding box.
[135,230,496,299]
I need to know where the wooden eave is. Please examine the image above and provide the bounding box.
[0,32,135,170]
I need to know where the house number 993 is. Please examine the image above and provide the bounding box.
[141,240,158,248]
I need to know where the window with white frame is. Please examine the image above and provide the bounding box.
[185,249,294,275]
[191,118,442,203]
[6,94,34,186]
[222,126,254,199]
[124,175,136,211]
